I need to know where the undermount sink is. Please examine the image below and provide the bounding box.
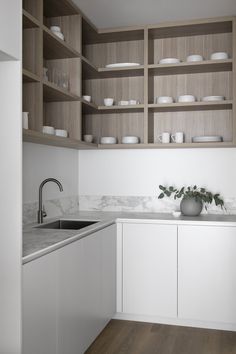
[36,220,99,230]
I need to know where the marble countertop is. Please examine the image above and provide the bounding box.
[23,210,236,264]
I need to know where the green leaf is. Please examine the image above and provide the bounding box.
[159,185,165,191]
[158,193,165,199]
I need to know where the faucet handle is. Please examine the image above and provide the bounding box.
[42,205,47,218]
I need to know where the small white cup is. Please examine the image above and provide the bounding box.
[22,112,29,130]
[104,98,114,106]
[158,132,171,144]
[42,126,55,135]
[82,95,92,103]
[171,132,184,143]
[83,134,93,143]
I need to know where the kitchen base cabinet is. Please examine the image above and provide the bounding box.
[178,225,236,325]
[23,224,116,354]
[122,223,177,318]
[22,251,58,354]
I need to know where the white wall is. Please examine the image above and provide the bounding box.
[0,0,21,60]
[23,143,79,203]
[78,149,236,198]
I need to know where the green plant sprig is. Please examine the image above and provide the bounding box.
[158,185,225,209]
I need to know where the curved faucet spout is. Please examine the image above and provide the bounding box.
[38,178,63,224]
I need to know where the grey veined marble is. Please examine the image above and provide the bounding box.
[23,195,79,225]
[79,195,236,215]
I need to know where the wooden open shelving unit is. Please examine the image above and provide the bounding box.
[22,0,236,149]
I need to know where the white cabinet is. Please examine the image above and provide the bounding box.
[122,223,177,318]
[23,251,58,354]
[178,225,236,324]
[23,224,116,354]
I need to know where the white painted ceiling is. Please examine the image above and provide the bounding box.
[74,0,236,29]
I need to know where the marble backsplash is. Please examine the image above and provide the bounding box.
[23,195,79,225]
[78,195,236,215]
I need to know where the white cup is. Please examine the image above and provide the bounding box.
[171,132,184,143]
[82,95,92,103]
[83,134,93,143]
[158,132,171,144]
[104,98,114,106]
[22,112,29,130]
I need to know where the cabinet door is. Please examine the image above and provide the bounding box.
[178,225,236,324]
[22,252,58,354]
[123,223,177,317]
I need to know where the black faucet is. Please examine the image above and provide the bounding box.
[38,178,63,224]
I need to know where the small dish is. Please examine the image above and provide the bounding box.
[105,63,140,68]
[186,54,203,62]
[53,32,64,41]
[42,126,55,135]
[192,135,223,143]
[82,95,92,103]
[159,58,180,64]
[201,96,225,102]
[172,211,181,217]
[121,136,139,144]
[156,96,174,104]
[55,129,68,138]
[104,98,114,106]
[118,100,129,106]
[100,136,117,144]
[177,95,196,103]
[210,52,229,60]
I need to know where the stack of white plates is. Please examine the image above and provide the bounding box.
[192,135,223,143]
[105,63,140,68]
[121,136,139,144]
[177,95,196,103]
[202,96,225,102]
[100,136,117,144]
[210,52,229,60]
[159,58,180,64]
[186,54,203,62]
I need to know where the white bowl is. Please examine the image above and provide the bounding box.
[82,95,92,103]
[55,129,68,138]
[202,96,225,102]
[121,136,139,144]
[186,54,203,62]
[83,134,93,143]
[118,100,129,106]
[50,26,61,33]
[156,96,174,104]
[42,126,55,135]
[178,95,196,103]
[210,52,229,60]
[53,32,64,41]
[104,98,114,106]
[100,136,117,144]
[159,58,180,64]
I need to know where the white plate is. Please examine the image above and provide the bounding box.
[186,54,203,62]
[192,135,223,143]
[105,63,140,68]
[210,52,228,60]
[159,58,180,64]
[121,136,139,144]
[202,96,225,102]
[178,95,196,103]
[100,136,117,144]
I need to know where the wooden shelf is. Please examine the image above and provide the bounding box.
[148,100,233,112]
[43,26,80,59]
[43,80,80,102]
[148,59,233,75]
[98,104,144,112]
[43,0,80,17]
[23,129,97,150]
[82,56,99,79]
[98,142,235,149]
[23,9,40,29]
[23,68,41,83]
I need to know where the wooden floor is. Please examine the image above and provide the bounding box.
[85,320,236,354]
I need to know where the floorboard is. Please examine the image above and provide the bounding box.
[85,320,236,354]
